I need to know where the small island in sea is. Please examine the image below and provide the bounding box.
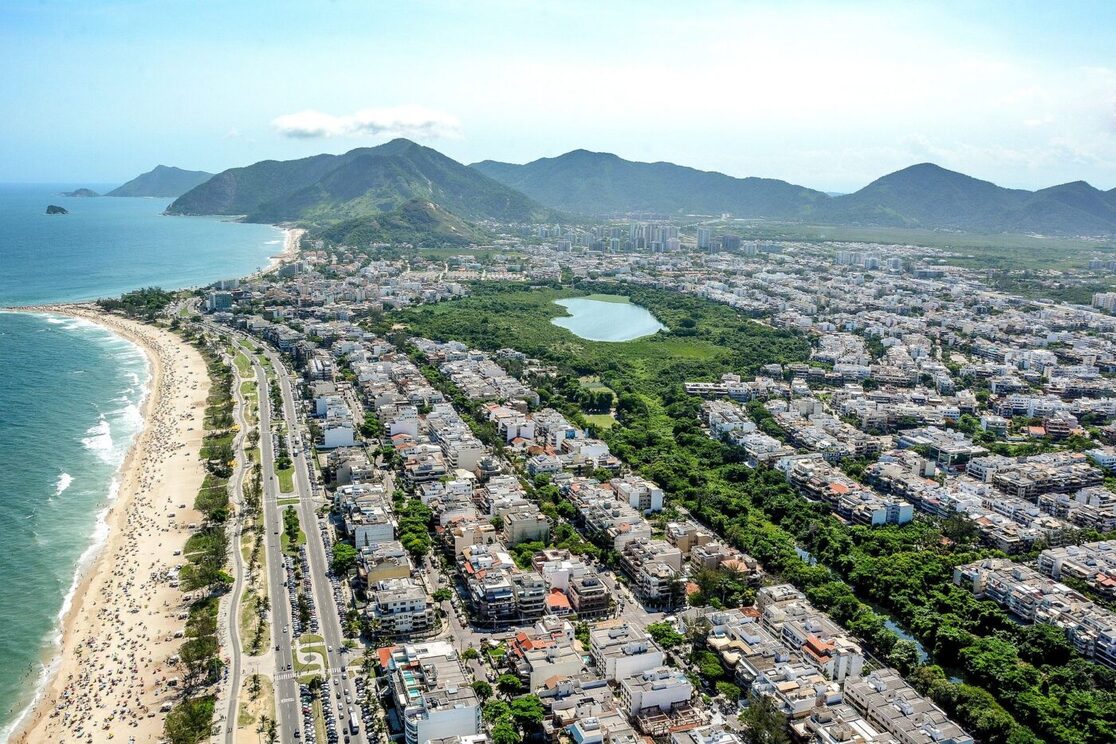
[45,205,68,214]
[60,188,100,197]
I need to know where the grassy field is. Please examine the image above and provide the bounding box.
[583,412,616,430]
[277,465,294,493]
[280,526,306,555]
[234,351,252,376]
[581,293,631,303]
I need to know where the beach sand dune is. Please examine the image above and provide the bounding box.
[12,305,211,744]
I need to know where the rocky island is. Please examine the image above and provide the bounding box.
[45,205,68,214]
[61,188,100,197]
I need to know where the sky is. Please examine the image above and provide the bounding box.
[2,0,1115,192]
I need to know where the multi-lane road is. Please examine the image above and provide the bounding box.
[263,344,366,742]
[207,320,367,743]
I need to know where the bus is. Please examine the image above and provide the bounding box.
[349,707,360,735]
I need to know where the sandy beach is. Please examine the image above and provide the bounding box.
[256,226,304,278]
[11,305,211,744]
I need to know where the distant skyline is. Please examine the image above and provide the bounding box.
[3,0,1115,192]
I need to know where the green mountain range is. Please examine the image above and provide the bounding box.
[473,151,1116,236]
[166,139,551,226]
[107,165,214,197]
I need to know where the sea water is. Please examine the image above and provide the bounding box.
[0,184,279,737]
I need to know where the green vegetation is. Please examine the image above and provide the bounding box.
[276,465,294,493]
[481,694,545,743]
[163,695,216,744]
[319,199,484,248]
[97,286,175,319]
[330,542,358,576]
[646,621,685,649]
[398,498,433,557]
[234,351,252,376]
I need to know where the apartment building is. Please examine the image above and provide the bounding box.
[588,622,665,682]
[369,577,436,635]
[844,669,973,744]
[387,643,482,744]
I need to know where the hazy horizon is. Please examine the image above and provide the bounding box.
[4,0,1115,192]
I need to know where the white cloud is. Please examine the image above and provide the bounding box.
[271,105,461,140]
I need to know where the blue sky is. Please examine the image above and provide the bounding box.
[2,0,1115,191]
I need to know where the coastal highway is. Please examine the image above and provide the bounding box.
[265,345,367,743]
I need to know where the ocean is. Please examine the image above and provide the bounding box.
[0,184,279,737]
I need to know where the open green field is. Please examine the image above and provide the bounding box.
[234,351,252,376]
[583,412,616,430]
[581,293,631,303]
[277,465,294,493]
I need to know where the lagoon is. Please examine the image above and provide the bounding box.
[551,295,665,342]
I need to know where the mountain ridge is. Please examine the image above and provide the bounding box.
[473,151,1116,236]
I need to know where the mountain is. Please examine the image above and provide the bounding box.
[167,139,551,225]
[475,152,1116,235]
[317,199,484,247]
[472,149,827,218]
[107,165,214,198]
[61,188,99,197]
[820,164,1116,234]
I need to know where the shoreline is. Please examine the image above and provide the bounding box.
[255,225,304,279]
[7,304,211,743]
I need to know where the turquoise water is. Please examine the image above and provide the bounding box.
[0,185,281,305]
[0,185,279,737]
[551,297,665,342]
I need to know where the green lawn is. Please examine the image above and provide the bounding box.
[582,293,631,303]
[280,527,306,555]
[234,351,252,376]
[277,465,294,493]
[583,412,616,430]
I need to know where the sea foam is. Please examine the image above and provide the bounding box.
[54,472,73,496]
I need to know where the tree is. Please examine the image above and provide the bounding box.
[433,588,453,603]
[509,694,545,729]
[490,722,520,744]
[483,699,511,724]
[330,542,358,576]
[715,680,741,702]
[888,639,922,675]
[164,695,216,744]
[471,680,492,700]
[646,621,686,649]
[461,646,479,660]
[739,696,791,744]
[1016,622,1074,667]
[497,673,523,696]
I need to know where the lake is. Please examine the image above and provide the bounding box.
[551,295,665,342]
